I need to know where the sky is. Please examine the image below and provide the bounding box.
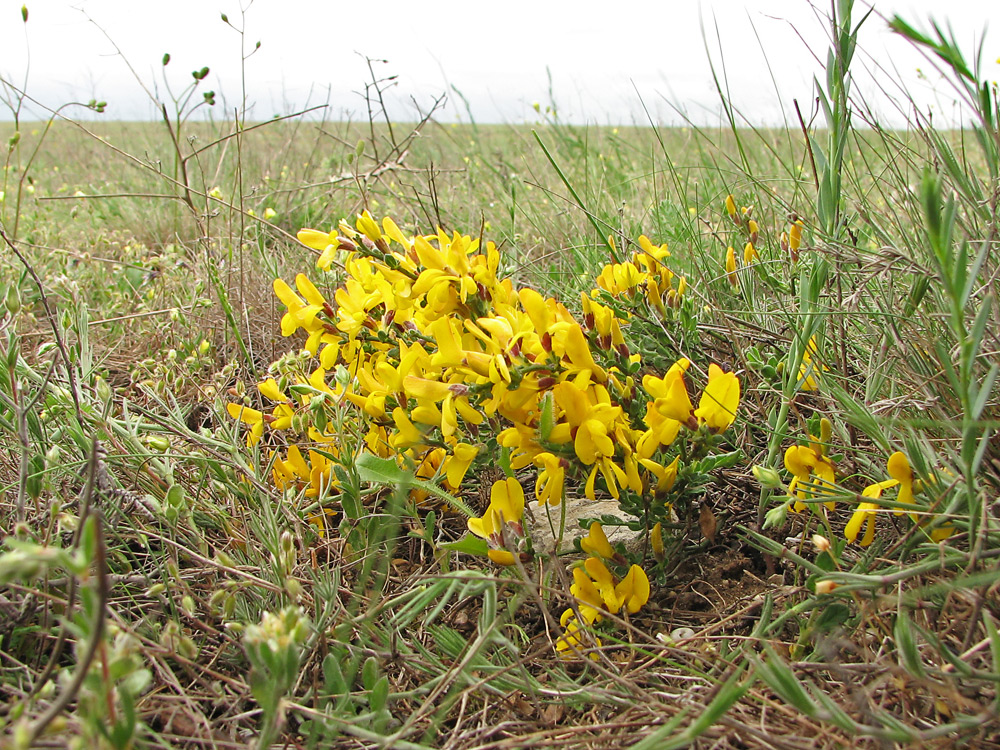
[1,0,997,126]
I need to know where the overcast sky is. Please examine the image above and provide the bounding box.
[1,0,996,126]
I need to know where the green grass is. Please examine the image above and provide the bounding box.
[2,4,1000,748]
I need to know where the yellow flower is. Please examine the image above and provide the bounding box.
[784,444,836,511]
[444,442,479,490]
[694,364,740,432]
[797,335,826,392]
[533,452,566,505]
[584,556,623,614]
[271,446,334,499]
[390,406,425,449]
[356,210,383,244]
[226,403,265,447]
[575,419,614,465]
[846,452,952,545]
[381,216,410,247]
[643,358,693,426]
[616,564,650,614]
[789,219,804,251]
[273,277,324,338]
[639,454,680,495]
[638,234,670,261]
[258,377,288,403]
[595,260,645,295]
[845,478,898,545]
[559,323,608,385]
[580,522,616,559]
[297,228,337,253]
[555,613,601,658]
[584,457,628,501]
[887,451,913,505]
[650,522,665,561]
[569,565,606,623]
[550,380,622,468]
[743,241,758,264]
[467,478,526,566]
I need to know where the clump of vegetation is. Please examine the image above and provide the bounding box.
[1,1,999,748]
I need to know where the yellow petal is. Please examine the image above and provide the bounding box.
[297,228,335,251]
[258,378,287,403]
[227,403,262,425]
[580,522,616,559]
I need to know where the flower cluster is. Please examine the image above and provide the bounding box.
[769,423,953,547]
[723,194,761,287]
[228,210,742,654]
[556,522,650,657]
[784,418,837,513]
[722,195,811,284]
[594,235,687,314]
[845,451,953,546]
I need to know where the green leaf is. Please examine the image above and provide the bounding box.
[369,675,389,712]
[25,453,44,501]
[756,652,816,715]
[814,602,850,632]
[323,653,348,695]
[894,611,925,678]
[751,595,773,638]
[356,453,411,486]
[166,483,185,508]
[698,450,743,472]
[356,451,475,517]
[632,664,749,750]
[814,550,837,573]
[499,445,512,478]
[439,534,489,557]
[972,363,999,422]
[423,510,437,545]
[984,614,1000,712]
[361,656,379,691]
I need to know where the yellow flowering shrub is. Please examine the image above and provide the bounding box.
[228,211,744,655]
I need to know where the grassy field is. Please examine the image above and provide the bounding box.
[2,6,1000,749]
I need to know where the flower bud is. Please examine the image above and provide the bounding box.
[725,194,738,224]
[819,417,832,450]
[94,374,113,405]
[812,534,831,552]
[651,522,665,562]
[789,219,803,263]
[285,576,303,599]
[763,500,791,530]
[5,285,21,314]
[814,579,838,595]
[725,246,738,287]
[752,465,783,489]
